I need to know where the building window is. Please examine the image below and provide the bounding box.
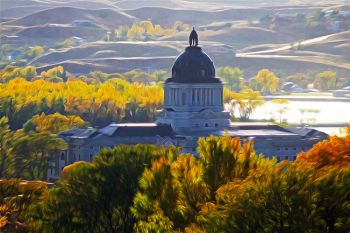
[182,92,186,105]
[201,69,205,76]
[215,123,219,127]
[277,156,280,162]
[285,156,289,160]
[78,154,81,160]
[60,153,65,160]
[205,123,209,127]
[90,154,93,161]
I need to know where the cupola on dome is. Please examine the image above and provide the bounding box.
[166,28,221,84]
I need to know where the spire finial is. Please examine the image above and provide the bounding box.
[189,27,198,47]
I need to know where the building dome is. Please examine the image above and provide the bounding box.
[166,29,221,83]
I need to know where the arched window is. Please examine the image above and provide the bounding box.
[60,152,65,160]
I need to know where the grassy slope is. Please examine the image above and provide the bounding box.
[3,6,135,28]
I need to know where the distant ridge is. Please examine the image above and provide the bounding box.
[125,7,271,26]
[3,6,136,29]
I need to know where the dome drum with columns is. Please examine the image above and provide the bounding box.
[157,28,230,132]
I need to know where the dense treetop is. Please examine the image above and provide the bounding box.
[1,126,349,233]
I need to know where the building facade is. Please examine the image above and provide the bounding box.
[49,29,327,178]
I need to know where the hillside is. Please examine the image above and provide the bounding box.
[3,7,136,29]
[237,31,350,72]
[1,0,349,80]
[28,39,350,78]
[159,26,293,50]
[126,7,272,26]
[16,25,105,41]
[30,41,182,65]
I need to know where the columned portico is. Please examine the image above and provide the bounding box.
[164,83,223,112]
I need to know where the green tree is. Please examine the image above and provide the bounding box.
[117,25,129,40]
[0,117,12,177]
[150,70,167,82]
[24,46,46,60]
[12,132,67,180]
[217,66,244,92]
[31,145,178,233]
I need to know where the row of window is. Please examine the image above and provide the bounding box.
[194,123,219,128]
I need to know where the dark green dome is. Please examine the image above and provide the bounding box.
[166,46,220,83]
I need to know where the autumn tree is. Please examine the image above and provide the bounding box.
[0,66,37,82]
[31,145,179,233]
[224,88,264,120]
[29,112,85,134]
[24,46,46,60]
[0,179,48,233]
[39,66,65,82]
[127,22,145,41]
[0,75,164,129]
[313,71,337,91]
[250,69,280,95]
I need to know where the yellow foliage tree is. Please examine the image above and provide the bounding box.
[250,69,280,95]
[127,22,145,40]
[32,112,85,133]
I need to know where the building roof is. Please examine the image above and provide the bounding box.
[286,127,328,139]
[59,123,176,140]
[98,123,176,137]
[59,128,98,139]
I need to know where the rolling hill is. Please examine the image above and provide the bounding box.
[3,7,136,29]
[125,7,272,26]
[1,0,349,80]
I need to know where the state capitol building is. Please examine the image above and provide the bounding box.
[49,29,327,178]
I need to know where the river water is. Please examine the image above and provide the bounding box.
[249,100,350,135]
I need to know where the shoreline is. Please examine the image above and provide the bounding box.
[264,95,350,102]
